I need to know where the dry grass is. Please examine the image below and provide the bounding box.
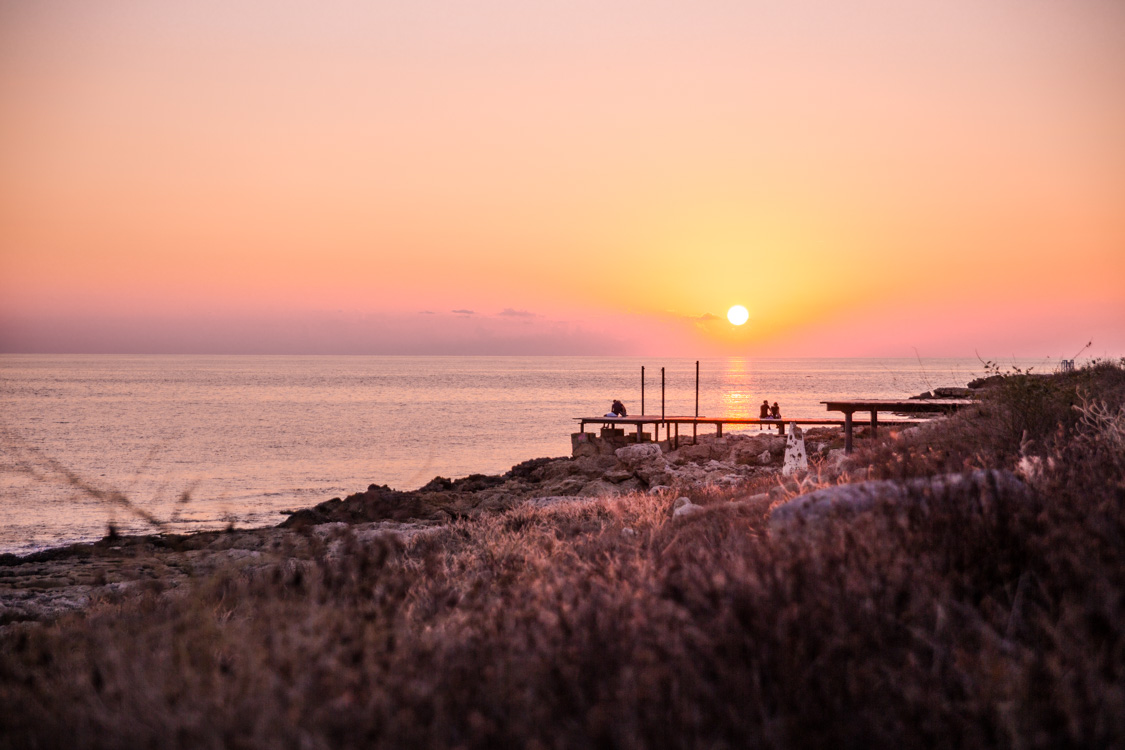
[2,361,1124,749]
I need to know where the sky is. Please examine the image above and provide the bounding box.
[1,0,1123,358]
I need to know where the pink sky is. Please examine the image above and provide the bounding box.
[2,0,1123,357]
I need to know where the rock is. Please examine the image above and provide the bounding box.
[578,479,621,497]
[933,387,972,398]
[603,468,636,484]
[669,443,712,462]
[634,463,671,488]
[648,485,672,495]
[758,450,772,465]
[522,495,589,509]
[532,460,578,482]
[571,432,598,457]
[672,496,704,519]
[573,455,618,476]
[769,469,1029,529]
[782,426,808,477]
[537,477,588,497]
[614,443,664,466]
[507,457,561,481]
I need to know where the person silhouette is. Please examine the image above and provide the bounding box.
[770,402,781,420]
[759,399,770,430]
[611,399,627,417]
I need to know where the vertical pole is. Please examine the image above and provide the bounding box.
[695,360,700,418]
[870,410,878,438]
[661,367,665,420]
[641,366,645,416]
[844,411,854,453]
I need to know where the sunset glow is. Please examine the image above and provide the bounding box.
[1,1,1123,357]
[727,306,750,327]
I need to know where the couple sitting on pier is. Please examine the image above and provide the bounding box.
[603,399,627,419]
[760,400,781,424]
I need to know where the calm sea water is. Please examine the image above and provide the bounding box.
[0,355,1035,555]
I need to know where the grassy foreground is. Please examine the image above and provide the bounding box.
[2,362,1124,749]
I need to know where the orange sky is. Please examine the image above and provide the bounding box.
[2,0,1123,356]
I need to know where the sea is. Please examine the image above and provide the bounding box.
[0,355,1041,556]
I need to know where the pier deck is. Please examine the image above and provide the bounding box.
[575,414,924,449]
[821,398,974,452]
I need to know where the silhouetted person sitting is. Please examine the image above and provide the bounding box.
[611,399,627,417]
[760,400,771,430]
[770,402,781,420]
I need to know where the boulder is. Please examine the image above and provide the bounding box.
[669,443,712,462]
[769,469,1029,529]
[531,460,578,482]
[574,454,619,476]
[614,443,664,466]
[603,467,636,484]
[672,496,704,519]
[634,462,671,488]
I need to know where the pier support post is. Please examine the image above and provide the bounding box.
[870,410,878,438]
[844,411,854,453]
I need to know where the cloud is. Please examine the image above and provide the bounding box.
[497,308,538,318]
[418,310,435,315]
[451,309,475,315]
[695,313,721,321]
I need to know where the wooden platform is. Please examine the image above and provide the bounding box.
[574,414,922,449]
[821,398,974,452]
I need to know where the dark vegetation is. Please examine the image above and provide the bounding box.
[2,361,1124,749]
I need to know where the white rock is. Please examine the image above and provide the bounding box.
[672,496,704,518]
[758,450,773,465]
[614,443,664,466]
[782,425,808,476]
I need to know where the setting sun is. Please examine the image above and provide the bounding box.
[727,305,749,326]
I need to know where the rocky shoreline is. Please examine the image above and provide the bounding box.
[0,426,851,625]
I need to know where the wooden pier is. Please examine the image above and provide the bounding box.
[821,398,973,452]
[574,414,924,450]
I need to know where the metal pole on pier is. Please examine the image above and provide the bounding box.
[661,367,665,420]
[641,366,645,415]
[695,360,700,418]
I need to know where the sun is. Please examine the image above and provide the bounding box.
[727,305,749,326]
